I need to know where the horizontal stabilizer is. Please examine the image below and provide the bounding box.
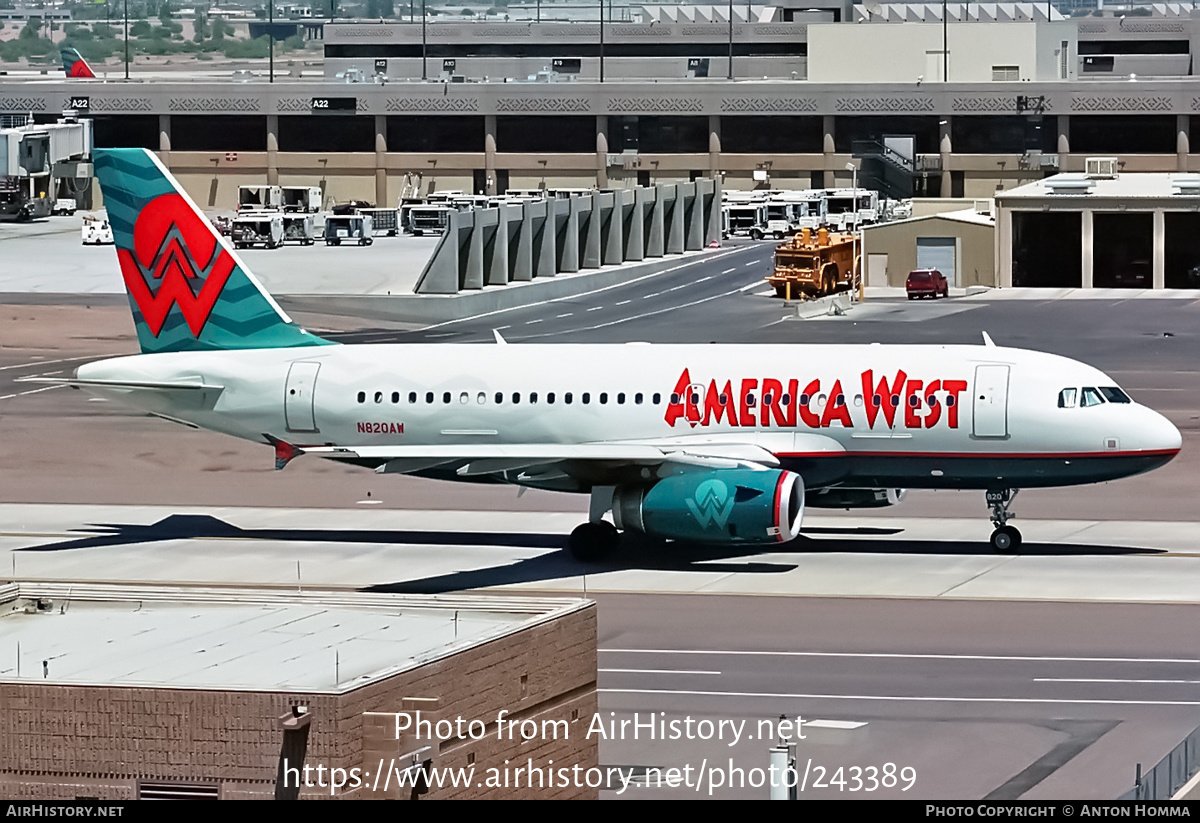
[17,376,223,393]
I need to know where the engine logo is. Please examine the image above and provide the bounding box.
[687,479,735,530]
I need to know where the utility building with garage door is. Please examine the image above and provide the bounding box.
[861,205,997,289]
[995,164,1200,289]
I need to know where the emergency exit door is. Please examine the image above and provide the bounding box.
[972,364,1010,438]
[285,361,321,433]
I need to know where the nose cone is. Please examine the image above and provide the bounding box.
[1141,406,1183,456]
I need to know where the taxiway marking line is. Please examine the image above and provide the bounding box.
[599,688,1200,707]
[600,668,721,676]
[600,649,1200,665]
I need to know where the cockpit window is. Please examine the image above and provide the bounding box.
[1081,387,1104,407]
[1057,388,1077,408]
[1099,387,1132,404]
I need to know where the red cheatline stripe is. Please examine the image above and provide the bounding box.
[776,448,1179,460]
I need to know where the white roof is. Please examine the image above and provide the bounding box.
[0,582,588,693]
[999,172,1200,200]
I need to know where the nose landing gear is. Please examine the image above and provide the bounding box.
[987,488,1021,552]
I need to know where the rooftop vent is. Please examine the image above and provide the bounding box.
[1085,157,1119,179]
[1044,175,1096,195]
[1172,175,1200,196]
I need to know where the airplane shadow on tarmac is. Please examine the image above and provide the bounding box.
[15,513,1166,595]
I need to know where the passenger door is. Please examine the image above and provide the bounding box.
[972,364,1010,438]
[285,362,321,433]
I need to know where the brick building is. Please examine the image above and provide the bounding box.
[0,582,598,799]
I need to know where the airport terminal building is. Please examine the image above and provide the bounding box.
[7,5,1200,211]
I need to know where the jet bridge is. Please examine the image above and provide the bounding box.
[0,114,94,221]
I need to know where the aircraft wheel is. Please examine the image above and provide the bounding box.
[568,521,619,562]
[990,525,1022,553]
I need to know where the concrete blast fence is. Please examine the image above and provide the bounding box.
[414,179,722,294]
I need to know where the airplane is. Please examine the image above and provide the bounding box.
[51,148,1182,559]
[61,47,97,79]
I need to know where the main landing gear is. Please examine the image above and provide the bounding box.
[568,521,620,561]
[986,488,1021,552]
[568,485,621,561]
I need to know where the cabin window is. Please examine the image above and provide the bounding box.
[495,392,503,404]
[719,393,728,404]
[635,393,644,405]
[513,392,522,403]
[781,393,791,405]
[854,394,864,407]
[1100,387,1132,404]
[1057,388,1077,408]
[565,393,574,404]
[582,392,591,404]
[800,394,810,405]
[745,392,757,407]
[926,394,939,406]
[391,392,400,403]
[653,393,661,404]
[600,392,608,404]
[835,394,845,407]
[908,395,920,408]
[890,395,900,408]
[460,392,469,404]
[357,391,365,403]
[548,392,556,404]
[477,392,486,404]
[617,392,626,404]
[763,393,774,406]
[670,393,680,404]
[946,395,956,407]
[426,392,434,404]
[409,391,417,403]
[443,392,451,404]
[529,392,537,403]
[1081,387,1105,407]
[872,395,882,407]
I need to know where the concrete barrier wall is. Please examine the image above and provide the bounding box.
[413,179,720,294]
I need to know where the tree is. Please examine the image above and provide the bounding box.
[19,16,42,39]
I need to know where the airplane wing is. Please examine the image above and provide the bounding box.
[272,431,845,486]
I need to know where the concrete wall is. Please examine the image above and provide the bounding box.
[808,22,1075,83]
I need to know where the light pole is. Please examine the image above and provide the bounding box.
[421,0,427,80]
[598,0,604,82]
[942,0,947,81]
[123,0,129,80]
[269,0,274,83]
[846,161,861,300]
[727,0,733,80]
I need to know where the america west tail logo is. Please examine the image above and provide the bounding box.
[94,147,331,353]
[686,479,735,531]
[61,48,96,78]
[117,193,232,338]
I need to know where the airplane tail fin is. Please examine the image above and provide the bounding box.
[61,47,96,79]
[93,148,334,354]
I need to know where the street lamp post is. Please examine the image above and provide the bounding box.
[846,161,862,300]
[269,0,274,83]
[421,0,427,80]
[727,0,733,80]
[942,0,948,81]
[599,0,604,82]
[123,0,129,80]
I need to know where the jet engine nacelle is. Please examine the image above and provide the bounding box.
[807,488,906,509]
[612,469,804,544]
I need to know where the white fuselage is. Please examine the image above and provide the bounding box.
[76,342,1182,491]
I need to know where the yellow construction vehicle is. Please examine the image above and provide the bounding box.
[766,227,860,300]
